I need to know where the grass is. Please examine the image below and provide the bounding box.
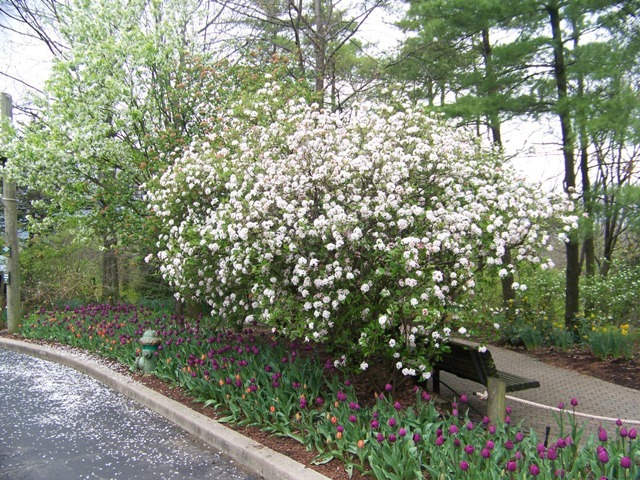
[15,303,640,480]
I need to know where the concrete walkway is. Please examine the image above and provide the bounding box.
[434,341,640,441]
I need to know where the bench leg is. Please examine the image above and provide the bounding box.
[487,377,506,423]
[433,369,440,394]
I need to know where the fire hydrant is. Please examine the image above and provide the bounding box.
[136,330,162,375]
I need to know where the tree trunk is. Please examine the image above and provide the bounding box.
[101,234,120,303]
[501,247,516,305]
[548,4,580,333]
[482,28,502,147]
[313,0,326,105]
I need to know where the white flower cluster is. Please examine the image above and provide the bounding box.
[145,81,576,372]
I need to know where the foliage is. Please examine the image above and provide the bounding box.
[18,303,640,480]
[586,326,635,361]
[581,263,640,328]
[146,82,576,378]
[20,227,103,307]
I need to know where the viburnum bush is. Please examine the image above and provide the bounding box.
[145,80,577,379]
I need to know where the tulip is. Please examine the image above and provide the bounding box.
[598,428,608,442]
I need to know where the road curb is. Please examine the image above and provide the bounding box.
[0,336,330,480]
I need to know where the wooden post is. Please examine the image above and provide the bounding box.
[2,92,21,333]
[487,377,506,422]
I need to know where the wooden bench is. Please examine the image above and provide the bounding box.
[431,341,540,422]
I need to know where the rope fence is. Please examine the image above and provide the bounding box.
[504,394,640,426]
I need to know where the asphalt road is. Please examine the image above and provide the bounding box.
[0,348,261,480]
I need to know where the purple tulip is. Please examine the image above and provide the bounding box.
[388,417,397,427]
[620,456,632,469]
[570,397,578,407]
[464,445,475,455]
[597,448,609,463]
[598,428,608,442]
[529,464,540,476]
[389,434,397,443]
[349,414,357,423]
[449,425,459,435]
[435,436,445,446]
[481,448,491,458]
[370,420,379,429]
[547,447,558,461]
[399,428,407,437]
[506,460,517,472]
[628,428,637,439]
[412,433,422,443]
[376,433,384,443]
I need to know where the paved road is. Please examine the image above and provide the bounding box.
[0,348,260,480]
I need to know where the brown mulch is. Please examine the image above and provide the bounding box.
[2,330,638,479]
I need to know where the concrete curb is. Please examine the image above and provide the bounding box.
[0,336,330,480]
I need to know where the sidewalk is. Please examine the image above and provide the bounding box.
[433,341,640,440]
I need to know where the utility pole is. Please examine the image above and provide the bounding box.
[2,93,20,333]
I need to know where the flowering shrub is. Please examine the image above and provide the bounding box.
[145,82,577,376]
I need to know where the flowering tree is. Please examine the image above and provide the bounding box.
[146,82,576,378]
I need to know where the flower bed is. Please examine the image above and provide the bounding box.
[19,303,640,479]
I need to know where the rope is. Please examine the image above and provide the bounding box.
[504,394,640,426]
